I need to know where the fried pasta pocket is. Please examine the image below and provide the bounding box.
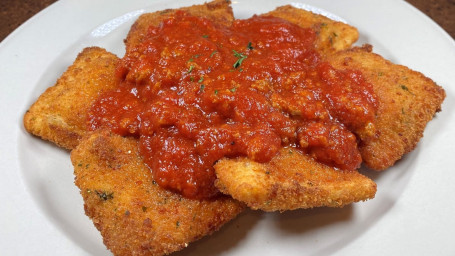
[326,46,445,170]
[23,0,235,150]
[23,3,358,151]
[21,0,446,255]
[125,0,234,51]
[23,47,118,149]
[72,130,244,256]
[264,5,359,53]
[215,148,376,212]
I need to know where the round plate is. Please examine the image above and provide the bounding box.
[1,0,454,255]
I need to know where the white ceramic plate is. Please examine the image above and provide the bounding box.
[1,0,454,255]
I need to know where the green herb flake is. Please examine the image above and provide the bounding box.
[247,41,254,50]
[202,35,209,38]
[230,87,237,92]
[400,84,409,91]
[200,84,205,91]
[190,76,194,82]
[95,190,114,201]
[198,76,204,83]
[187,65,194,73]
[232,49,243,58]
[210,50,218,58]
[188,54,200,62]
[214,90,219,95]
[232,49,247,69]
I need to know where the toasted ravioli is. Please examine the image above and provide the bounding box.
[214,148,376,212]
[72,130,245,256]
[125,0,234,51]
[264,5,359,53]
[23,0,235,150]
[326,46,445,170]
[23,47,118,149]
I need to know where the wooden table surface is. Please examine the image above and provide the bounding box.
[1,0,454,42]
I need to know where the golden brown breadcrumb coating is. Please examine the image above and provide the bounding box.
[22,1,446,254]
[23,0,236,151]
[72,130,245,256]
[264,5,359,53]
[125,0,234,52]
[326,45,445,170]
[215,148,376,212]
[23,47,119,149]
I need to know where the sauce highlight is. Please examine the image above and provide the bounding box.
[88,12,377,199]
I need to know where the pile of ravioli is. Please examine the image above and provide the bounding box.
[23,0,445,255]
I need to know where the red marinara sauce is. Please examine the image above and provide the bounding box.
[88,12,378,199]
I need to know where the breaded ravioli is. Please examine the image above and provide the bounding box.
[125,0,234,51]
[326,46,445,170]
[215,148,376,212]
[23,0,236,150]
[23,2,359,152]
[264,5,359,54]
[72,130,245,256]
[21,1,446,254]
[23,47,118,149]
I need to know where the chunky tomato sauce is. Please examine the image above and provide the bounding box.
[88,12,377,199]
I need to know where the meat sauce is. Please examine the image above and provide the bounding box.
[88,12,377,199]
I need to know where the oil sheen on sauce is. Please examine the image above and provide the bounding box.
[88,12,377,199]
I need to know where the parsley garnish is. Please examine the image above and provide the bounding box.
[187,65,194,73]
[188,54,200,62]
[95,190,114,201]
[198,76,204,83]
[232,50,247,69]
[400,84,414,95]
[210,50,217,58]
[202,35,209,38]
[214,90,219,95]
[200,84,205,91]
[247,42,254,50]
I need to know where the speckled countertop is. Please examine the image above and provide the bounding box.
[1,0,454,42]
